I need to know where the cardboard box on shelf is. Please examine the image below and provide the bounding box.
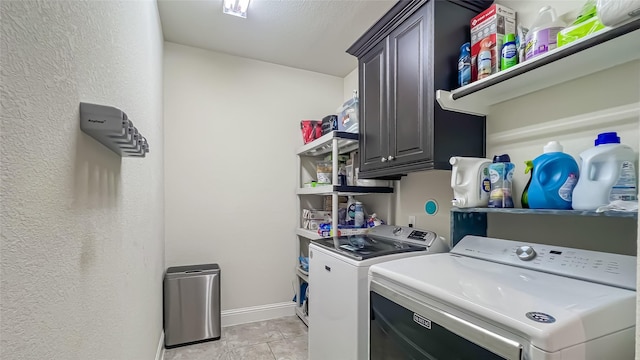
[471,4,516,81]
[302,209,332,220]
[324,195,348,211]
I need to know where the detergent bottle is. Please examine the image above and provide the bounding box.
[527,141,579,209]
[450,157,492,208]
[521,160,533,208]
[572,132,638,210]
[525,6,566,60]
[488,154,515,208]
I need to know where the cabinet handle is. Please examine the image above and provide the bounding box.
[325,265,331,272]
[381,157,387,162]
[388,156,395,161]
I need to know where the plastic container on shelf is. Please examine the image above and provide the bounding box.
[336,92,359,133]
[527,141,580,209]
[488,154,515,208]
[572,132,638,210]
[458,42,471,87]
[449,156,492,208]
[316,161,332,184]
[557,16,606,48]
[500,33,518,70]
[477,39,494,80]
[525,6,566,61]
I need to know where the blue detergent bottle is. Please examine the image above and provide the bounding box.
[528,141,579,209]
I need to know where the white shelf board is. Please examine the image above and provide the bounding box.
[296,267,309,282]
[296,185,394,196]
[295,306,309,326]
[296,131,358,156]
[437,21,640,116]
[296,228,323,240]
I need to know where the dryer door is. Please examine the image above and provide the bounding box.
[369,280,523,360]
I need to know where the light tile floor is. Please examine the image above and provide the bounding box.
[165,316,308,360]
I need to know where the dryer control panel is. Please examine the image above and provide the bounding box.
[368,225,437,247]
[452,235,637,291]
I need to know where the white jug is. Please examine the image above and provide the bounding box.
[572,132,638,210]
[450,157,492,208]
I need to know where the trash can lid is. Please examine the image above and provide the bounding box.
[166,263,220,275]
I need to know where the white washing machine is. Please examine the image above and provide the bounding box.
[369,235,637,360]
[308,225,449,360]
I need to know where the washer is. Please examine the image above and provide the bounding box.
[369,235,636,360]
[308,225,449,360]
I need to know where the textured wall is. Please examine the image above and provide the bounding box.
[1,1,164,359]
[164,42,342,311]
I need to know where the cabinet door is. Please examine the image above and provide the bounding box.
[388,4,433,167]
[359,40,388,173]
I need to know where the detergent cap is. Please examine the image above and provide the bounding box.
[524,160,533,174]
[595,132,621,146]
[543,141,563,153]
[492,154,511,163]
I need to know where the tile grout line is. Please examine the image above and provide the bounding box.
[266,341,278,360]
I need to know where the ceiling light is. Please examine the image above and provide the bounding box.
[223,0,250,18]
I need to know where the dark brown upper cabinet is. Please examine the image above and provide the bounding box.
[347,0,487,179]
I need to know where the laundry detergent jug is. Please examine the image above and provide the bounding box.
[572,132,638,210]
[528,141,579,209]
[450,157,492,208]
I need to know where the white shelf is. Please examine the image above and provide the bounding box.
[295,306,309,326]
[296,131,359,156]
[296,266,309,282]
[452,207,638,219]
[436,20,640,116]
[296,228,323,240]
[296,185,394,196]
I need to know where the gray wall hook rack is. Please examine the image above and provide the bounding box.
[79,102,150,157]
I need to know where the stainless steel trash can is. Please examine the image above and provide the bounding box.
[164,264,221,348]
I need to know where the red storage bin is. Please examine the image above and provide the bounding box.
[300,120,322,144]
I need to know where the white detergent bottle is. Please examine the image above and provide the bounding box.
[525,6,566,60]
[572,132,638,210]
[450,157,492,208]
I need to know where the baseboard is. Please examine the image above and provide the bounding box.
[221,301,296,327]
[155,330,165,360]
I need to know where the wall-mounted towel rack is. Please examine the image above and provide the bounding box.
[79,102,149,157]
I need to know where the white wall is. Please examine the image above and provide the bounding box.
[1,1,164,360]
[164,42,343,312]
[344,68,358,101]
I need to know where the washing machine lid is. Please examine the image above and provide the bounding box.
[369,252,636,353]
[311,235,427,261]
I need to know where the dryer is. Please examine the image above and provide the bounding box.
[308,225,449,360]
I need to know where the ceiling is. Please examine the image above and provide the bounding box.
[157,0,397,77]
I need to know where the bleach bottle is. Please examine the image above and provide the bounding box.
[450,157,492,207]
[572,132,638,210]
[528,141,579,209]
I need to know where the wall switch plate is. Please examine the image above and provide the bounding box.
[408,215,416,227]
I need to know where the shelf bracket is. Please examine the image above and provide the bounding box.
[436,90,489,116]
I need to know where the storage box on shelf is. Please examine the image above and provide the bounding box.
[450,207,638,246]
[437,19,640,116]
[295,130,396,325]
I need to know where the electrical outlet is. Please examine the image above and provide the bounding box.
[408,215,416,227]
